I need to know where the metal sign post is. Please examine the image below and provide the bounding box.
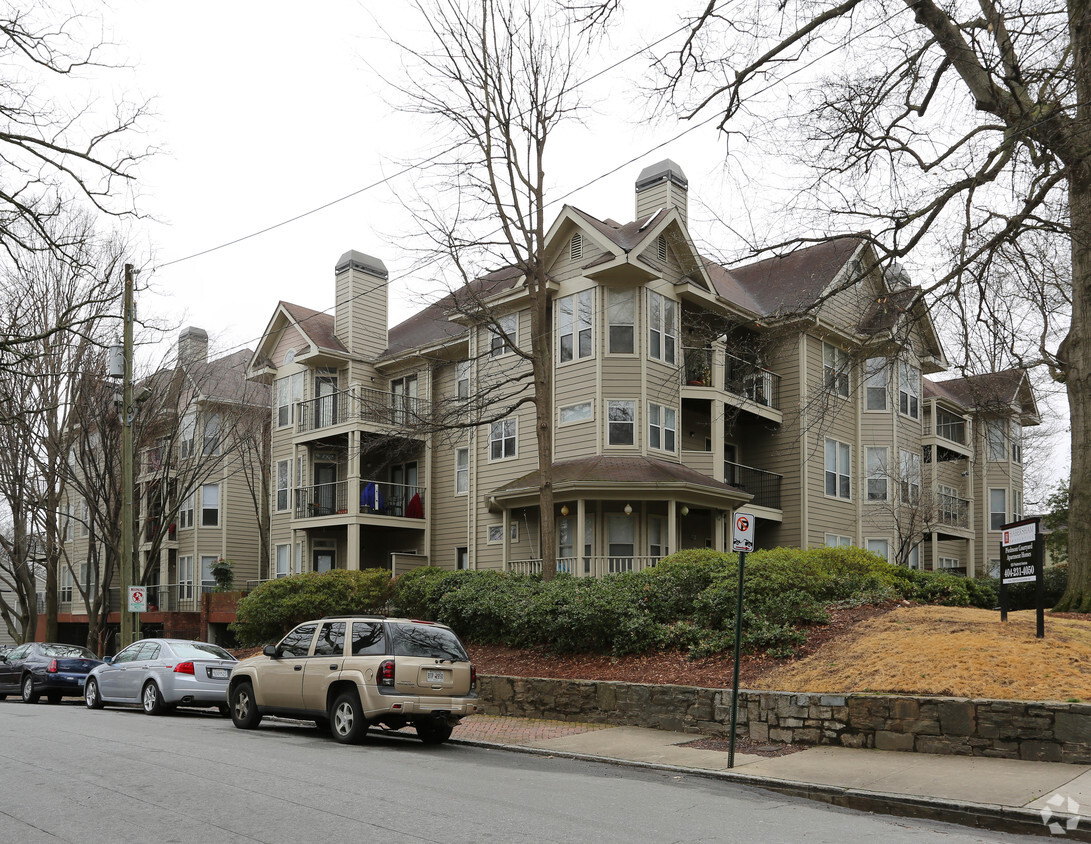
[728,513,756,769]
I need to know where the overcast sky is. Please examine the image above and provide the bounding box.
[91,0,1068,494]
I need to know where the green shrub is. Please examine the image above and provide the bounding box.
[988,563,1068,611]
[389,566,450,619]
[230,569,391,646]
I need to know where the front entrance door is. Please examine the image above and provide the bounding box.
[313,463,337,515]
[313,549,335,573]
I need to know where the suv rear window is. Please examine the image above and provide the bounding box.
[388,623,468,661]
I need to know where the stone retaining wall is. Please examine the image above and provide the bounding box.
[478,675,1091,764]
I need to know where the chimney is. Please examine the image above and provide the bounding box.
[334,250,389,359]
[635,159,688,226]
[177,326,208,368]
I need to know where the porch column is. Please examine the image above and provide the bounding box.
[930,532,938,572]
[347,430,361,519]
[667,498,678,556]
[502,507,511,571]
[714,509,726,551]
[577,499,586,578]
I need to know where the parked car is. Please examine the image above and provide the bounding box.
[228,616,479,745]
[0,642,102,703]
[85,639,238,715]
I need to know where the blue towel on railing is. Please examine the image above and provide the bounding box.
[361,482,384,511]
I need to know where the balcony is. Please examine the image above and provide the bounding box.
[935,493,970,530]
[683,348,781,420]
[724,461,783,510]
[923,410,973,460]
[296,387,433,435]
[293,479,426,520]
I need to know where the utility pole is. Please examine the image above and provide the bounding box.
[119,263,136,649]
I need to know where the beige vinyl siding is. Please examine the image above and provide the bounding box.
[271,324,308,367]
[803,335,859,548]
[550,229,608,282]
[426,360,470,566]
[334,263,388,360]
[811,253,878,336]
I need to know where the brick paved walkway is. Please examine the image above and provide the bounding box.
[455,714,612,744]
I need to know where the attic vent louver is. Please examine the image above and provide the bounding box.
[657,235,667,262]
[571,232,583,260]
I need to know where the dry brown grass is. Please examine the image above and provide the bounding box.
[753,606,1091,700]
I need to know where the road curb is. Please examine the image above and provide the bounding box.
[452,737,1088,841]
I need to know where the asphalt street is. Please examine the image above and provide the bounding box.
[0,700,1046,843]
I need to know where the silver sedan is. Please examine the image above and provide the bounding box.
[85,639,237,715]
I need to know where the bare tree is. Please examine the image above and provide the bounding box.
[390,0,587,580]
[0,3,151,366]
[588,0,1091,609]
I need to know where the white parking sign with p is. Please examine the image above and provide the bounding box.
[732,512,755,553]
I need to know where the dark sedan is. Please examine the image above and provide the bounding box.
[0,642,102,703]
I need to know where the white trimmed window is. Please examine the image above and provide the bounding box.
[866,538,890,562]
[987,419,1006,461]
[559,401,592,424]
[608,400,636,446]
[201,483,220,527]
[900,449,921,503]
[865,358,888,410]
[200,555,217,593]
[62,503,73,542]
[825,534,853,548]
[489,419,517,460]
[455,361,470,399]
[179,555,194,599]
[80,561,96,594]
[937,556,961,570]
[648,403,676,452]
[558,290,593,363]
[489,313,518,358]
[825,438,851,499]
[276,460,291,512]
[1011,420,1022,463]
[77,499,89,538]
[823,343,850,397]
[487,525,504,544]
[607,288,635,354]
[866,447,888,501]
[275,544,290,578]
[455,448,469,495]
[276,372,303,428]
[899,361,920,419]
[60,566,73,602]
[648,291,677,365]
[907,544,921,569]
[202,412,221,456]
[178,492,194,529]
[989,488,1006,531]
[1013,489,1023,521]
[180,413,197,458]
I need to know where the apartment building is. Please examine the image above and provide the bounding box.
[52,328,270,647]
[248,160,1036,580]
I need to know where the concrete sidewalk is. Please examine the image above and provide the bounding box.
[451,714,1091,839]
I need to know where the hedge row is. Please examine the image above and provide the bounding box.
[388,546,999,658]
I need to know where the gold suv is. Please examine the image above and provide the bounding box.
[228,616,479,745]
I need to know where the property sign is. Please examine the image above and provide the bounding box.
[1001,518,1040,584]
[128,586,147,613]
[732,512,755,553]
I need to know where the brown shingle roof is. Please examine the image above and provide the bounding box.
[927,369,1030,411]
[726,236,864,316]
[280,302,348,354]
[857,287,921,335]
[491,454,746,498]
[569,206,665,253]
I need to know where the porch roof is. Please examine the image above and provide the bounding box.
[490,455,750,508]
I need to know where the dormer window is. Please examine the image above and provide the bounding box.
[570,232,583,261]
[657,235,667,262]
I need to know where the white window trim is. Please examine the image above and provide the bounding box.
[824,438,852,501]
[455,361,470,400]
[201,483,221,528]
[275,544,291,578]
[865,538,891,562]
[559,401,594,426]
[989,487,1007,531]
[607,288,636,356]
[607,400,637,447]
[488,418,517,462]
[178,492,194,530]
[489,313,518,358]
[276,459,291,513]
[898,360,921,420]
[558,290,594,364]
[487,525,504,544]
[825,533,853,548]
[648,403,677,453]
[648,290,677,365]
[864,358,888,411]
[823,343,850,398]
[866,446,888,501]
[455,447,469,495]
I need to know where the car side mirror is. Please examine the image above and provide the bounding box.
[103,656,114,665]
[263,644,279,659]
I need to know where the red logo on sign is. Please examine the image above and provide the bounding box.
[736,516,749,532]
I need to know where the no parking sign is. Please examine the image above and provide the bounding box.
[128,586,147,613]
[731,512,755,553]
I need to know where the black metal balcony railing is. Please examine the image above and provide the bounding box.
[724,461,783,509]
[936,493,970,529]
[297,387,433,433]
[293,480,427,520]
[683,348,781,410]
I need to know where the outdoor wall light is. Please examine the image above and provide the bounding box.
[680,505,690,516]
[624,503,633,516]
[560,504,569,517]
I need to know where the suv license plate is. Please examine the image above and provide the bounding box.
[209,668,230,679]
[426,670,445,683]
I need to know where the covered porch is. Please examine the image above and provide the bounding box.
[488,455,752,576]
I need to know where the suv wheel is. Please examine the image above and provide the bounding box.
[21,675,39,704]
[230,682,262,730]
[330,691,369,744]
[416,719,454,745]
